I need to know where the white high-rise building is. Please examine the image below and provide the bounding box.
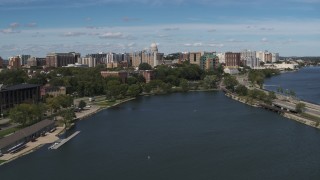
[272,53,279,63]
[241,50,259,68]
[256,51,265,63]
[217,53,225,64]
[78,57,97,67]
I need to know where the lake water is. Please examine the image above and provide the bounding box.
[1,69,320,179]
[264,66,320,104]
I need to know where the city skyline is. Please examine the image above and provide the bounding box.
[1,0,320,58]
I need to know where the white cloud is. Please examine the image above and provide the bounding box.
[62,32,86,37]
[208,43,224,47]
[9,22,20,29]
[0,28,21,34]
[98,32,125,39]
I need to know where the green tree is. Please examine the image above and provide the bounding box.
[223,75,239,92]
[295,103,306,113]
[127,84,142,97]
[139,63,152,70]
[179,79,189,92]
[203,75,218,89]
[9,103,46,126]
[78,100,86,110]
[61,109,75,129]
[235,85,248,96]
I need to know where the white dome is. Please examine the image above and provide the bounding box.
[150,43,158,52]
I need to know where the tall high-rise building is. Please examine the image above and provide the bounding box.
[131,43,164,68]
[272,53,279,63]
[27,57,46,67]
[225,52,241,67]
[19,55,31,66]
[217,53,225,64]
[46,52,80,67]
[241,50,259,68]
[200,52,219,70]
[78,57,97,67]
[8,56,21,69]
[264,51,272,63]
[189,52,202,66]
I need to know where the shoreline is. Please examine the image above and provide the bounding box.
[0,97,136,166]
[224,92,320,129]
[2,87,319,166]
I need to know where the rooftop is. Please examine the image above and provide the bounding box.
[0,120,55,150]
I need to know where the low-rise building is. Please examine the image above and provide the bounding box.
[140,70,154,83]
[0,84,41,114]
[101,71,128,83]
[41,86,66,97]
[0,119,55,154]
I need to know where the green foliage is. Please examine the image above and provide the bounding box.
[127,84,142,97]
[46,95,73,113]
[9,103,47,127]
[295,103,306,113]
[248,69,280,88]
[179,79,189,92]
[61,109,76,128]
[235,85,248,96]
[0,69,28,85]
[139,63,152,70]
[78,100,86,110]
[223,75,238,91]
[202,75,218,89]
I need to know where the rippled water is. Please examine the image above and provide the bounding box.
[1,91,320,180]
[264,67,320,104]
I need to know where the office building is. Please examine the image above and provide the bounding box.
[225,52,241,68]
[8,56,21,69]
[46,52,80,68]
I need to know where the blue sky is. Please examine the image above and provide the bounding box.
[0,0,320,58]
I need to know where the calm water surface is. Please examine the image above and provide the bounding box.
[264,66,320,104]
[1,79,320,179]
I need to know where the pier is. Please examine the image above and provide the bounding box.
[49,131,80,150]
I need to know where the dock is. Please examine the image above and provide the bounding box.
[49,131,80,150]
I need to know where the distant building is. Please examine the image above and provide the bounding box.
[178,52,190,63]
[27,57,46,68]
[78,57,97,67]
[40,86,66,97]
[140,70,154,83]
[46,52,80,68]
[8,56,21,69]
[225,52,241,68]
[100,71,128,83]
[0,56,3,68]
[217,53,225,64]
[131,43,164,68]
[189,52,202,66]
[19,55,31,66]
[241,50,259,68]
[200,52,219,70]
[0,84,41,114]
[224,68,239,75]
[272,53,279,63]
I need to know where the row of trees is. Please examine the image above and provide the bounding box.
[9,94,75,127]
[248,69,280,88]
